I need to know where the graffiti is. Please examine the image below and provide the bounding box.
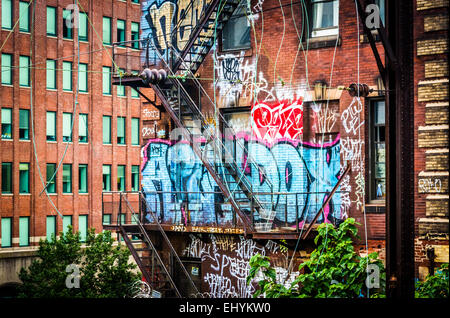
[142,108,160,120]
[339,166,352,219]
[141,133,343,227]
[311,104,338,134]
[182,234,296,298]
[141,0,213,55]
[251,98,304,143]
[142,125,156,138]
[253,0,265,13]
[341,97,365,135]
[418,178,443,193]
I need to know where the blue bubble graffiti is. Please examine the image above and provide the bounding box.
[141,134,344,228]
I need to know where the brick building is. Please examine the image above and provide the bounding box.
[0,0,144,290]
[0,0,448,298]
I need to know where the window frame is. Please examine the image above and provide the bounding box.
[368,98,386,203]
[19,216,30,247]
[62,163,72,194]
[46,111,56,141]
[1,162,13,193]
[103,16,112,45]
[62,215,72,234]
[19,109,30,140]
[78,63,88,92]
[102,164,111,191]
[220,3,251,52]
[79,113,88,143]
[46,215,57,241]
[1,217,12,248]
[131,22,140,49]
[102,66,112,95]
[131,117,140,145]
[131,165,139,191]
[46,6,57,36]
[1,107,13,139]
[63,9,74,40]
[46,59,57,90]
[117,165,126,191]
[117,19,126,46]
[102,115,112,144]
[1,0,13,30]
[46,163,56,194]
[117,116,126,144]
[19,55,30,87]
[1,53,13,85]
[19,162,30,194]
[78,164,88,193]
[78,11,88,42]
[62,112,73,142]
[62,61,73,91]
[308,0,340,38]
[18,1,30,33]
[78,215,88,242]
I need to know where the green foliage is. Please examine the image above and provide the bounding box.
[415,263,449,298]
[247,218,386,298]
[18,227,140,298]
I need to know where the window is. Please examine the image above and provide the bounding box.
[78,12,88,42]
[102,66,111,95]
[62,61,72,91]
[63,112,72,142]
[46,6,57,36]
[19,1,30,32]
[131,0,140,3]
[2,162,12,193]
[19,163,30,193]
[63,215,72,234]
[131,165,139,191]
[19,109,29,140]
[19,216,29,246]
[78,164,88,193]
[102,214,111,225]
[78,215,88,242]
[79,113,88,142]
[46,60,56,89]
[103,17,111,45]
[1,53,12,85]
[46,216,56,241]
[46,111,56,141]
[221,3,250,51]
[117,68,125,97]
[102,115,111,144]
[310,0,339,38]
[63,9,73,39]
[78,63,88,92]
[102,165,111,191]
[46,163,56,193]
[19,56,30,87]
[117,117,126,144]
[117,19,125,46]
[131,70,140,98]
[131,22,140,49]
[369,100,386,201]
[131,118,140,145]
[1,217,12,247]
[62,164,72,193]
[117,165,125,191]
[1,108,12,139]
[1,0,12,29]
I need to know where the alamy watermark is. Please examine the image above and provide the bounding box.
[65,264,80,289]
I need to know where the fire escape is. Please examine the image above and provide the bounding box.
[105,0,350,297]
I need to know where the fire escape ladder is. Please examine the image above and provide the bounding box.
[118,194,183,298]
[170,0,243,73]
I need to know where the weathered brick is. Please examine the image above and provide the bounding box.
[418,218,449,236]
[417,38,449,56]
[425,148,449,170]
[418,125,449,148]
[424,14,449,32]
[426,194,449,217]
[418,171,449,194]
[418,79,449,102]
[425,102,449,125]
[417,0,449,11]
[425,60,449,78]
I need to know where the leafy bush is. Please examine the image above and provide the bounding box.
[18,227,140,298]
[415,263,449,298]
[247,218,385,298]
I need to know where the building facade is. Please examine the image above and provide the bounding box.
[0,0,144,289]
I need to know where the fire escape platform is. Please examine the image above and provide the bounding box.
[112,75,147,88]
[104,223,320,241]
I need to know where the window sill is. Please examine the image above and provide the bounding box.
[47,34,57,38]
[19,139,31,142]
[19,193,31,195]
[79,193,89,195]
[46,88,57,91]
[47,140,57,143]
[1,139,13,141]
[1,193,13,196]
[62,193,73,195]
[303,35,341,49]
[19,31,31,35]
[1,84,13,87]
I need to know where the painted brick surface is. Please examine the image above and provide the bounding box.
[424,60,449,78]
[425,149,449,170]
[426,195,449,217]
[425,103,449,125]
[418,126,449,148]
[417,79,449,102]
[418,172,449,194]
[417,0,449,11]
[417,38,449,56]
[424,14,449,32]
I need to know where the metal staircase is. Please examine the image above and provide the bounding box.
[118,193,200,298]
[170,0,243,74]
